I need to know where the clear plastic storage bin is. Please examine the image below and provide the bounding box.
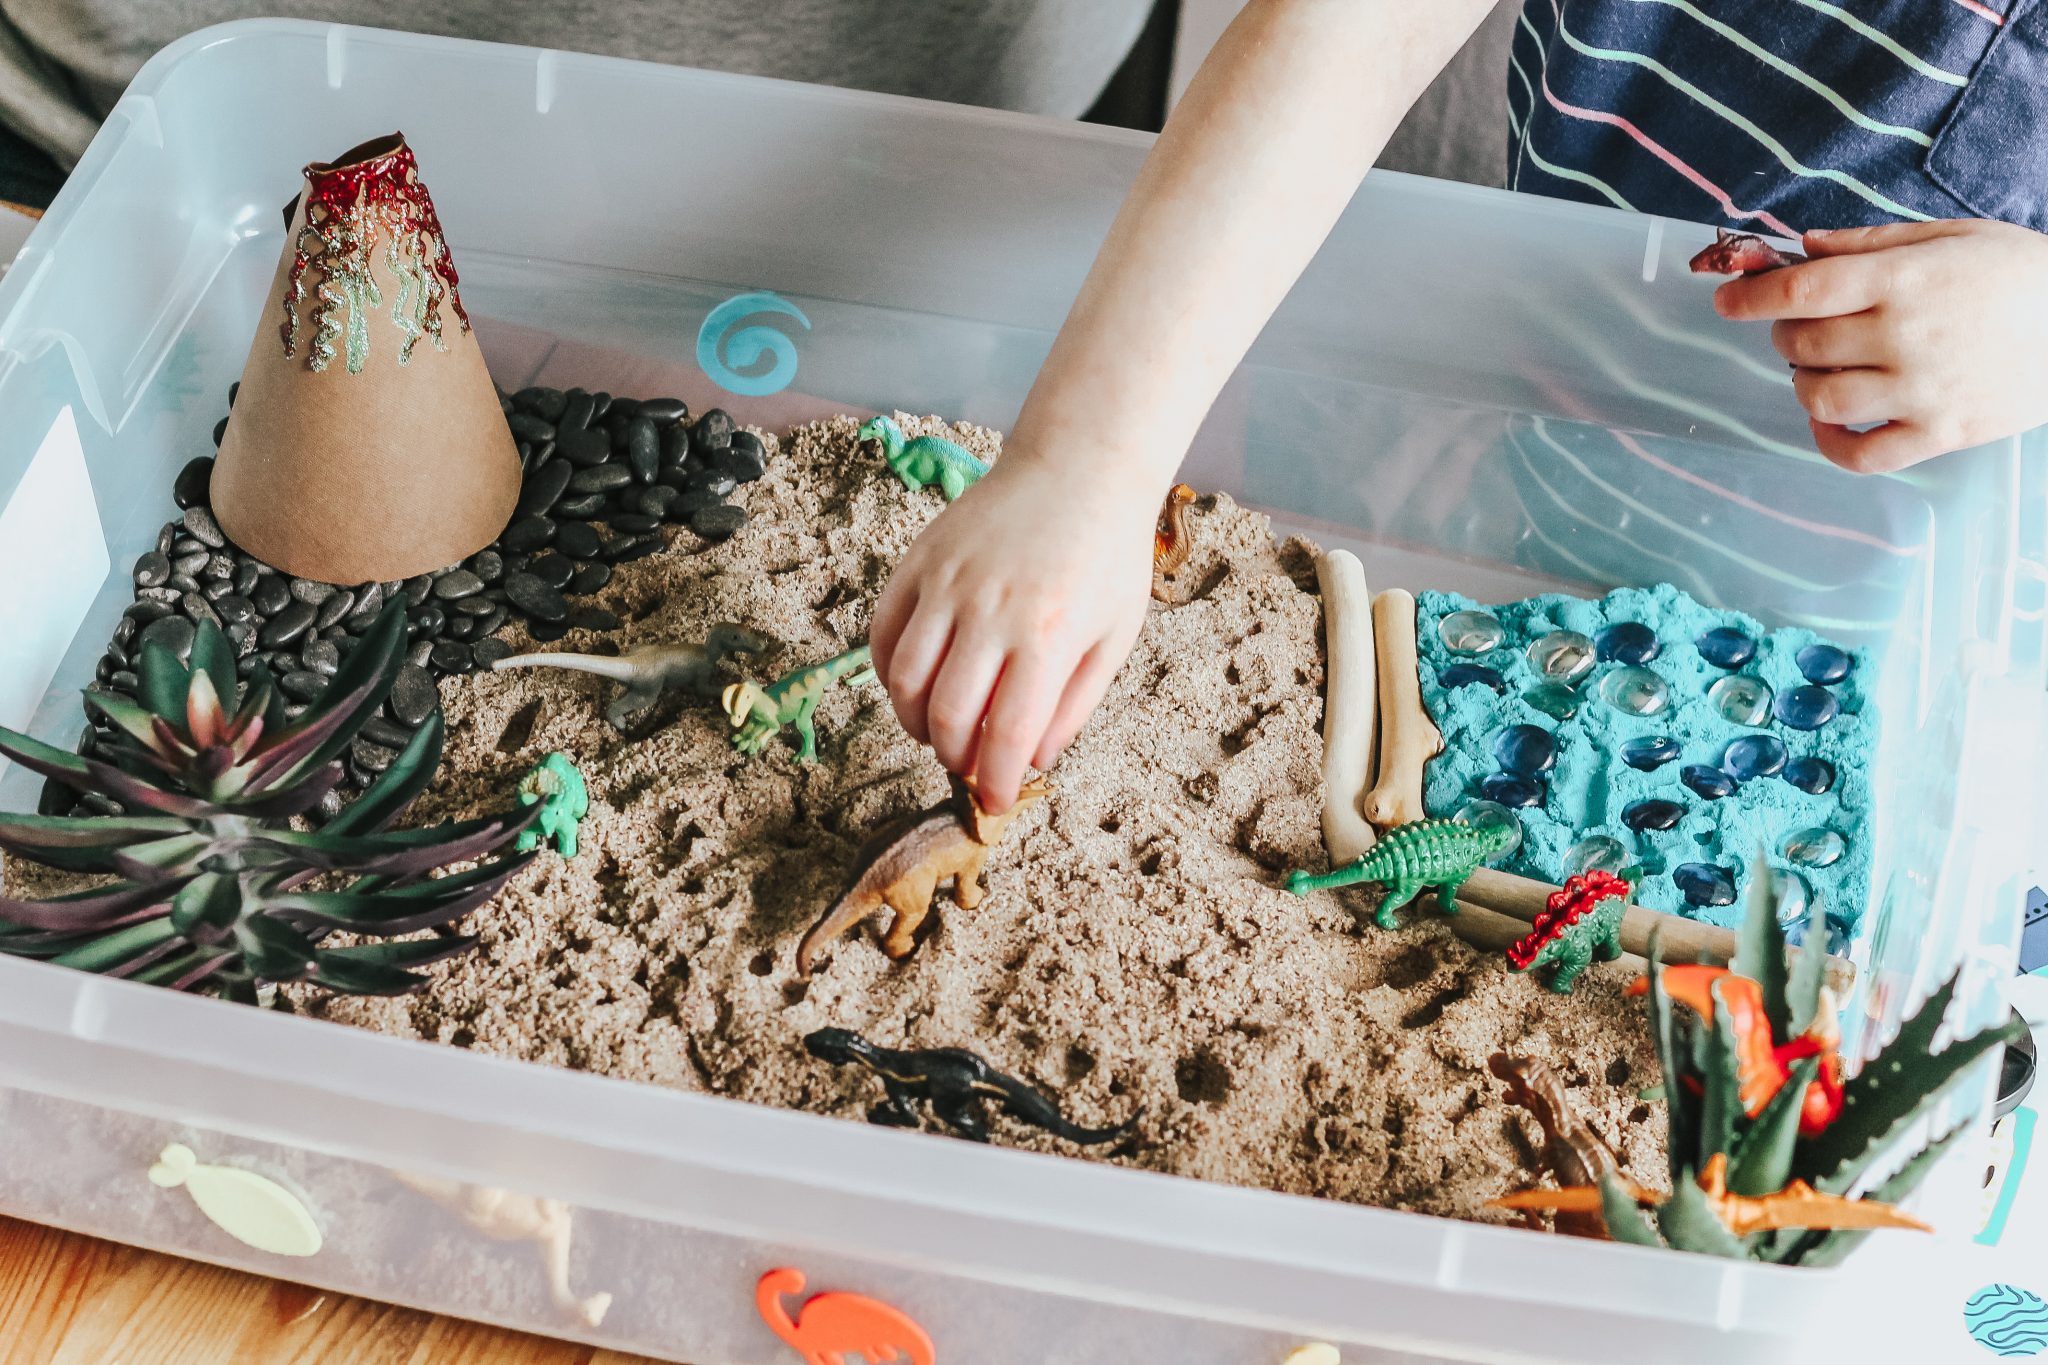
[0,20,2042,1364]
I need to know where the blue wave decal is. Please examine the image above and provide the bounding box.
[1964,1283,2048,1357]
[696,292,812,397]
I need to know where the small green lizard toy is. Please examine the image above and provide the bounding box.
[1284,818,1514,928]
[1506,869,1634,993]
[723,645,877,762]
[858,415,989,501]
[515,752,589,859]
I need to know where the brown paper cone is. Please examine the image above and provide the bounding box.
[212,132,520,584]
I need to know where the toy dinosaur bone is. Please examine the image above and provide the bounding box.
[724,644,877,762]
[1489,1053,1629,1239]
[798,774,1047,973]
[1630,965,1846,1136]
[395,1172,613,1328]
[1152,483,1199,602]
[1506,870,1632,994]
[1491,1153,1927,1241]
[1285,817,1514,929]
[1362,590,1442,829]
[492,624,769,728]
[858,414,989,501]
[1689,229,1802,275]
[1314,550,1378,864]
[804,1026,1139,1145]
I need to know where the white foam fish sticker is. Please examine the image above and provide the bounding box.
[148,1143,322,1258]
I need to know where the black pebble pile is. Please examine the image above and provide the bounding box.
[49,381,769,819]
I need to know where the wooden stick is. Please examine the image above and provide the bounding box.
[1363,589,1442,829]
[1315,551,1378,864]
[1460,866,1855,992]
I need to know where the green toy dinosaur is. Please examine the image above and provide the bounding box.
[1506,869,1634,993]
[515,752,589,859]
[1285,818,1515,929]
[858,415,989,501]
[723,645,877,762]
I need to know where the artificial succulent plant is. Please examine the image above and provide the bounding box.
[1495,865,2024,1265]
[0,603,535,1000]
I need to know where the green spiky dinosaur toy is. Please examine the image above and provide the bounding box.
[1506,869,1634,993]
[1284,818,1514,928]
[722,645,877,762]
[515,752,589,859]
[859,415,989,501]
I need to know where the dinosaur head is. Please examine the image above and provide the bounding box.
[804,1027,869,1066]
[706,623,771,659]
[856,415,900,447]
[957,773,1050,843]
[722,680,770,727]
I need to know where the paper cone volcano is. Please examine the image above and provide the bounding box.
[211,132,519,584]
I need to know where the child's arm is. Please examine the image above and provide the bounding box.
[1713,220,2048,472]
[871,0,1496,810]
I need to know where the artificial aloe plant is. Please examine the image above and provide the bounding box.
[1497,864,2024,1264]
[0,603,535,1000]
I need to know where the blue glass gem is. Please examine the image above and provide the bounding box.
[1439,610,1505,655]
[1438,662,1507,694]
[1596,665,1670,717]
[1479,773,1545,809]
[1722,734,1789,781]
[1784,827,1846,868]
[1782,756,1836,795]
[1623,798,1685,832]
[1771,869,1812,928]
[1707,675,1773,727]
[1494,723,1558,777]
[1681,764,1737,800]
[1522,682,1581,721]
[1565,834,1630,876]
[1696,626,1757,669]
[1594,622,1661,665]
[1455,798,1524,857]
[1673,861,1738,908]
[1796,643,1852,686]
[1527,630,1597,684]
[1621,736,1681,771]
[1775,684,1840,731]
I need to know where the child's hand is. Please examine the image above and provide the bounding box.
[870,456,1156,813]
[1713,219,2048,473]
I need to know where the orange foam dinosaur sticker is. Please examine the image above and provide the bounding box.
[757,1267,935,1365]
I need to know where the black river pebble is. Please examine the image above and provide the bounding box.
[554,523,602,560]
[518,460,575,518]
[694,408,735,449]
[568,464,632,495]
[715,431,768,482]
[290,579,336,606]
[140,615,197,662]
[301,638,341,675]
[280,671,327,704]
[557,427,609,467]
[314,589,356,630]
[568,563,611,595]
[507,412,555,443]
[472,638,513,667]
[502,516,556,553]
[174,457,214,510]
[434,569,485,600]
[527,554,575,590]
[627,419,659,484]
[260,602,317,649]
[183,507,226,548]
[389,664,439,726]
[691,504,748,541]
[134,551,170,588]
[504,572,569,623]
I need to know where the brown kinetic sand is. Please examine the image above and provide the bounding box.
[261,411,1667,1222]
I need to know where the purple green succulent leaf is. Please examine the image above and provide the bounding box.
[233,912,319,980]
[136,640,191,724]
[308,935,480,994]
[322,712,446,838]
[188,624,239,721]
[48,918,182,975]
[252,604,406,782]
[250,814,531,879]
[0,879,173,933]
[107,832,216,883]
[269,852,536,936]
[216,761,345,820]
[168,873,242,939]
[0,812,189,873]
[81,690,166,751]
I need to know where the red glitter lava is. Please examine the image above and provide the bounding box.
[278,134,471,372]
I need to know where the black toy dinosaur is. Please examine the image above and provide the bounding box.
[803,1027,1138,1146]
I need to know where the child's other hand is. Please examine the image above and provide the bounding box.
[1712,219,2048,472]
[870,455,1155,813]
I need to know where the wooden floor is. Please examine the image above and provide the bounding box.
[0,1217,666,1365]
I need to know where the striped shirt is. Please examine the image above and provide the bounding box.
[1507,0,2048,234]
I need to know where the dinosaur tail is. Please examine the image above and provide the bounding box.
[1285,859,1373,895]
[755,1267,806,1349]
[1000,1082,1140,1146]
[796,887,884,976]
[492,652,642,682]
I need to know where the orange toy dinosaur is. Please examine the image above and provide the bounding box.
[1627,964,1845,1136]
[756,1267,936,1365]
[1152,483,1198,601]
[797,775,1047,975]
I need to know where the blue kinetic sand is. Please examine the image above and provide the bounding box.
[1416,585,1875,938]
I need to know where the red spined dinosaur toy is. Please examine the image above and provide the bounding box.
[1689,228,1801,275]
[1628,964,1845,1137]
